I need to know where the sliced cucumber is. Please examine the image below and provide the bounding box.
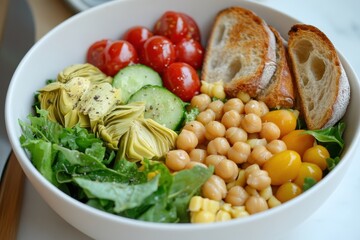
[128,85,185,130]
[113,64,162,103]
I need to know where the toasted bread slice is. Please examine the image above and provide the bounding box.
[257,26,295,108]
[288,24,350,129]
[201,7,276,98]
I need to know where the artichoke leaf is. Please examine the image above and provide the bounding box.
[116,118,178,162]
[78,82,121,128]
[57,63,112,84]
[95,102,146,149]
[121,121,158,161]
[38,77,92,128]
[142,118,177,153]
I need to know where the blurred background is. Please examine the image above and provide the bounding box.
[1,0,359,239]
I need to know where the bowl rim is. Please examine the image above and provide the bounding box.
[5,0,360,231]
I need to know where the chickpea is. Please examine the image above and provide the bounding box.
[225,127,248,144]
[248,145,273,166]
[266,139,287,154]
[166,150,191,171]
[185,161,207,169]
[189,148,207,163]
[245,196,268,214]
[258,101,269,116]
[207,100,224,120]
[176,129,198,152]
[244,100,262,116]
[202,175,227,201]
[240,113,262,133]
[205,155,226,167]
[225,186,249,206]
[205,121,226,140]
[247,169,271,190]
[221,110,241,128]
[227,142,251,164]
[215,159,239,182]
[190,93,212,111]
[183,121,206,144]
[246,138,267,148]
[196,109,216,125]
[223,98,244,113]
[207,137,230,156]
[259,122,281,141]
[244,164,261,178]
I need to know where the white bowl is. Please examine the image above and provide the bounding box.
[5,0,360,239]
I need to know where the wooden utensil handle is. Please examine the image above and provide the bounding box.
[0,152,25,239]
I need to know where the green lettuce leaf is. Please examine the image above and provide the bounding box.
[303,122,345,157]
[74,175,160,213]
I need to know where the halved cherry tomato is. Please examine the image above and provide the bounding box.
[87,39,138,76]
[153,11,201,43]
[140,35,176,73]
[123,26,153,53]
[175,38,204,69]
[162,62,200,102]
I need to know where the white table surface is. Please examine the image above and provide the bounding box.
[17,0,360,239]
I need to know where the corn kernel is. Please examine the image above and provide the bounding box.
[220,202,232,212]
[268,195,282,208]
[227,170,246,190]
[147,171,159,180]
[189,196,203,212]
[200,81,226,100]
[231,206,250,218]
[192,210,216,223]
[215,210,232,222]
[259,186,273,200]
[237,91,250,103]
[213,84,226,99]
[202,198,220,213]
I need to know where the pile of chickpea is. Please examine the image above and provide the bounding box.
[165,82,330,223]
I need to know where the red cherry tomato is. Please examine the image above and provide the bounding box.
[123,26,153,53]
[175,38,204,69]
[86,39,109,72]
[162,62,200,102]
[87,39,138,76]
[153,11,201,43]
[140,36,176,73]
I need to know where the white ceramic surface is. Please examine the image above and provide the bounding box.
[6,0,360,239]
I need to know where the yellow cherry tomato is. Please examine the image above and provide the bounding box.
[275,182,302,203]
[261,109,297,137]
[293,162,323,187]
[281,130,315,157]
[263,150,301,185]
[303,145,330,171]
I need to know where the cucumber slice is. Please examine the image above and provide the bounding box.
[113,64,162,103]
[128,85,185,130]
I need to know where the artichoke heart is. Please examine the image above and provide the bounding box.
[116,118,178,162]
[96,102,146,149]
[78,82,121,127]
[38,65,121,128]
[57,63,112,84]
[38,77,92,128]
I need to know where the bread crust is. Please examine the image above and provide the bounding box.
[257,26,295,108]
[288,24,350,129]
[201,7,276,98]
